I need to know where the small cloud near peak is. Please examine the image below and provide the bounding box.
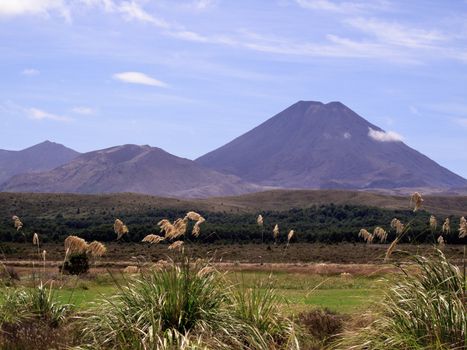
[368,127,403,142]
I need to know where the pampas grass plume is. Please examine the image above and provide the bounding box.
[114,219,129,240]
[168,241,184,251]
[410,192,423,212]
[87,241,107,257]
[64,235,88,254]
[142,234,165,244]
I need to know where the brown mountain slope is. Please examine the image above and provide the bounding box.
[0,144,262,198]
[196,101,467,190]
[0,141,80,184]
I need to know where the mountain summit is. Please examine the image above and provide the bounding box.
[1,144,261,198]
[197,101,467,190]
[0,141,80,184]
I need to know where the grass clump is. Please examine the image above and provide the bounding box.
[335,248,467,350]
[0,283,73,349]
[77,258,299,349]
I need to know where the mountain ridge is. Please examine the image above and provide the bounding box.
[1,100,466,197]
[0,144,263,198]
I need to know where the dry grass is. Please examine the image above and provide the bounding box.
[87,241,107,257]
[429,214,437,231]
[410,191,423,212]
[459,216,467,238]
[114,218,129,240]
[442,217,451,234]
[390,218,404,235]
[12,215,23,231]
[273,224,279,242]
[142,234,165,244]
[64,235,88,254]
[123,265,139,273]
[168,241,184,251]
[373,227,387,243]
[257,214,264,226]
[358,229,373,244]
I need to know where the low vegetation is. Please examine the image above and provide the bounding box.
[0,192,465,349]
[335,248,467,349]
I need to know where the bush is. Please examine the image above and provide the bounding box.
[0,265,20,284]
[0,283,73,349]
[298,308,345,343]
[77,258,299,349]
[60,253,90,275]
[334,248,467,350]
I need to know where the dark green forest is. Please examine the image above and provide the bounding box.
[1,203,464,245]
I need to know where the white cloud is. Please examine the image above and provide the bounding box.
[71,106,95,115]
[117,1,169,28]
[0,0,70,21]
[21,68,40,76]
[343,132,351,139]
[346,17,447,49]
[368,127,403,142]
[81,0,170,28]
[295,0,389,13]
[113,72,168,87]
[186,0,217,10]
[27,107,72,122]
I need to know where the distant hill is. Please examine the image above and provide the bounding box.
[0,144,261,198]
[0,141,80,184]
[0,189,465,217]
[197,101,467,191]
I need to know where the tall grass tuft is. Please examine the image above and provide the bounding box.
[77,258,298,349]
[334,248,467,350]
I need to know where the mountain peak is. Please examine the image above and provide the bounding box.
[0,141,80,184]
[197,101,467,190]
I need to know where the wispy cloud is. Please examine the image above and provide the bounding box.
[27,107,72,122]
[295,0,389,13]
[71,106,95,115]
[184,0,217,11]
[80,0,170,28]
[0,0,70,21]
[346,17,447,49]
[3,0,466,66]
[113,72,168,87]
[21,68,40,76]
[368,127,403,142]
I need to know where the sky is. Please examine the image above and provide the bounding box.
[0,0,466,178]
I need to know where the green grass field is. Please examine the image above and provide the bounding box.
[48,271,387,315]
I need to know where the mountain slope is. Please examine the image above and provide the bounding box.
[197,101,467,190]
[0,141,80,184]
[0,144,261,198]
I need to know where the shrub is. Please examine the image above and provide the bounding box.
[77,258,299,349]
[60,252,90,275]
[0,283,73,349]
[334,248,467,350]
[298,308,345,343]
[0,265,20,284]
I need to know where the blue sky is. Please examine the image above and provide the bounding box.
[0,0,466,178]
